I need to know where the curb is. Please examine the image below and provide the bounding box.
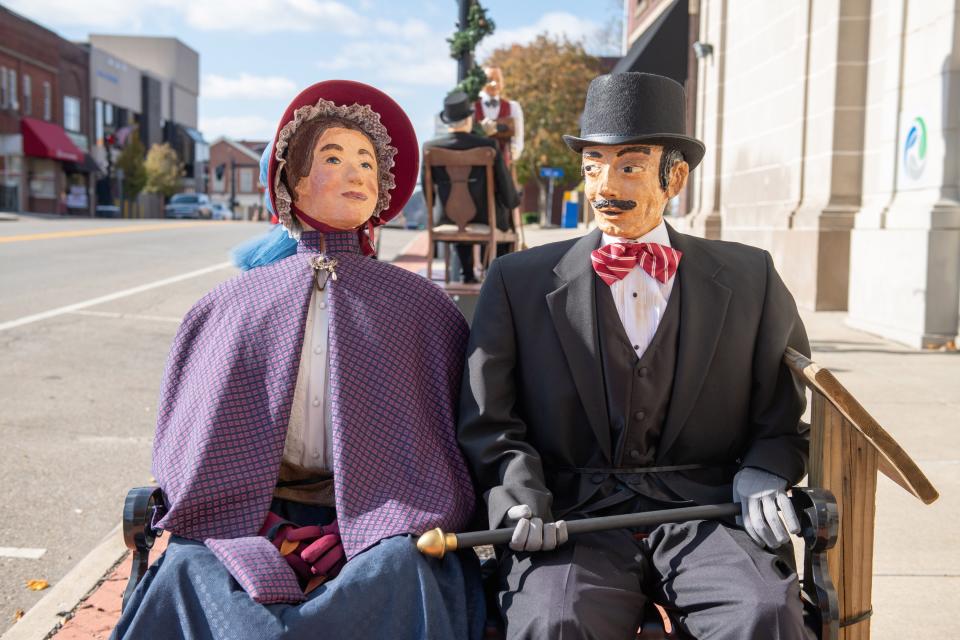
[0,213,19,221]
[1,525,127,640]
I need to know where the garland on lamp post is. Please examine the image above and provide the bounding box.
[448,1,495,100]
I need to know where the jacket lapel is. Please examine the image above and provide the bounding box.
[658,224,732,459]
[546,228,612,462]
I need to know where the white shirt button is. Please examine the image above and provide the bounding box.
[314,346,323,355]
[312,450,321,459]
[319,302,327,310]
[312,398,321,407]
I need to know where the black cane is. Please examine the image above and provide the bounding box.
[417,502,741,558]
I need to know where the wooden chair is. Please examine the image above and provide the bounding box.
[423,146,518,283]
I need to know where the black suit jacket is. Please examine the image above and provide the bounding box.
[458,225,811,529]
[422,132,519,231]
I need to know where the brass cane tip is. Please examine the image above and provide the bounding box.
[416,528,458,558]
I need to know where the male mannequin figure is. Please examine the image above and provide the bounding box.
[424,91,519,282]
[458,72,811,639]
[475,66,524,166]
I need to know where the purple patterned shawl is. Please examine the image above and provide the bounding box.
[152,230,475,560]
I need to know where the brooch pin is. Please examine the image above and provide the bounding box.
[309,255,339,291]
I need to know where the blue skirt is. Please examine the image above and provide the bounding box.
[112,501,486,639]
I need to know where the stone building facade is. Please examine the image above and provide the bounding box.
[624,0,959,348]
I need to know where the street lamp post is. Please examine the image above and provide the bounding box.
[457,0,473,83]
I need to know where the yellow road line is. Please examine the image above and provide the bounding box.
[0,221,220,243]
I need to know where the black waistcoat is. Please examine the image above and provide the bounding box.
[595,271,683,502]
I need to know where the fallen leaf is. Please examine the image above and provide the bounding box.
[26,579,49,591]
[13,609,24,621]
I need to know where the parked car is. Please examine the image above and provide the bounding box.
[165,193,212,219]
[211,202,235,220]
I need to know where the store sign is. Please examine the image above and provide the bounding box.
[903,116,927,180]
[66,185,88,209]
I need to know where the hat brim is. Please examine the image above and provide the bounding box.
[562,133,705,170]
[268,80,418,225]
[439,108,472,124]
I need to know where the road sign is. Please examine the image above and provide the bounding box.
[539,167,564,179]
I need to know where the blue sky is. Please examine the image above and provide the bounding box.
[6,0,622,149]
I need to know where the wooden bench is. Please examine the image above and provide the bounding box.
[120,343,938,640]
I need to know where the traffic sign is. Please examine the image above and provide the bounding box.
[539,167,564,179]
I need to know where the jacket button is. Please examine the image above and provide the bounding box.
[634,411,646,420]
[636,367,648,377]
[591,473,605,484]
[630,449,642,460]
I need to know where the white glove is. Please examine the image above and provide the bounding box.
[732,467,800,549]
[506,504,568,552]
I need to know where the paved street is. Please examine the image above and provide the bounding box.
[0,214,418,632]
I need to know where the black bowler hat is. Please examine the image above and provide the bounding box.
[440,91,473,124]
[563,72,705,169]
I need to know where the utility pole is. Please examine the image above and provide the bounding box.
[229,157,237,212]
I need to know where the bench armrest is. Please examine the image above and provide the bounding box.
[121,486,166,612]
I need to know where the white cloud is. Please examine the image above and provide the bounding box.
[5,0,364,34]
[184,0,363,34]
[477,11,602,59]
[202,73,297,100]
[3,0,157,30]
[199,115,278,141]
[316,34,456,87]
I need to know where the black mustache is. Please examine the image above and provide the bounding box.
[592,198,637,211]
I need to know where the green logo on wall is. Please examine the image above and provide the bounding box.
[903,116,927,180]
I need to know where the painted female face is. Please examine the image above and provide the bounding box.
[293,127,379,231]
[581,143,688,239]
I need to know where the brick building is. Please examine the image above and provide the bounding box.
[0,5,95,214]
[208,138,266,220]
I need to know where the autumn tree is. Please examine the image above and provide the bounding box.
[485,35,604,187]
[145,143,184,200]
[115,128,147,202]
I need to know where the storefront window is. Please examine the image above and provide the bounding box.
[0,155,22,211]
[0,67,7,108]
[64,96,81,132]
[239,168,254,192]
[28,158,57,199]
[95,99,104,144]
[8,69,17,112]
[65,174,88,211]
[105,103,114,126]
[23,75,31,116]
[43,82,51,121]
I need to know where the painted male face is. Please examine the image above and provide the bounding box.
[483,67,503,98]
[582,143,688,239]
[293,127,378,231]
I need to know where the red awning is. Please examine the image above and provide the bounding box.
[21,117,84,163]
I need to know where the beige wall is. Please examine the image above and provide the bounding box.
[89,35,199,128]
[89,47,141,113]
[685,0,872,311]
[172,84,197,129]
[847,0,960,347]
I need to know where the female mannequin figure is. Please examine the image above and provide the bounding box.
[113,81,484,640]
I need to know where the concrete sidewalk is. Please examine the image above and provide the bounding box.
[5,225,955,639]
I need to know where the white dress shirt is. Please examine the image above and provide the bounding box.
[282,286,333,472]
[478,91,524,160]
[601,220,677,359]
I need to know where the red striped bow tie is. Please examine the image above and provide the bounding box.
[591,242,682,286]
